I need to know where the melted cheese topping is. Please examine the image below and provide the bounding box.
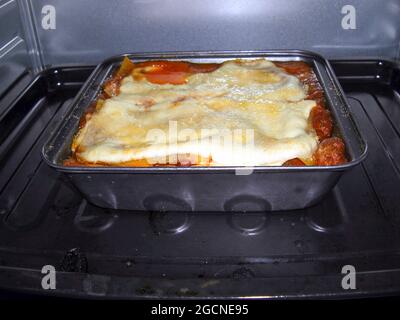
[73,59,318,166]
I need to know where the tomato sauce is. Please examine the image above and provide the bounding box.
[275,61,346,166]
[132,60,220,85]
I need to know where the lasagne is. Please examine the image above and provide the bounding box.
[65,57,347,167]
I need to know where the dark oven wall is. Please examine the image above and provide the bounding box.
[0,0,33,100]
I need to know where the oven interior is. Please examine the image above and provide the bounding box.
[1,0,400,298]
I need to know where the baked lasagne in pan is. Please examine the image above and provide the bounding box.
[65,57,346,167]
[43,51,366,211]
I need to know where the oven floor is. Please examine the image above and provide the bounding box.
[0,61,400,298]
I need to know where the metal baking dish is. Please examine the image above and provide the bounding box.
[42,50,367,212]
